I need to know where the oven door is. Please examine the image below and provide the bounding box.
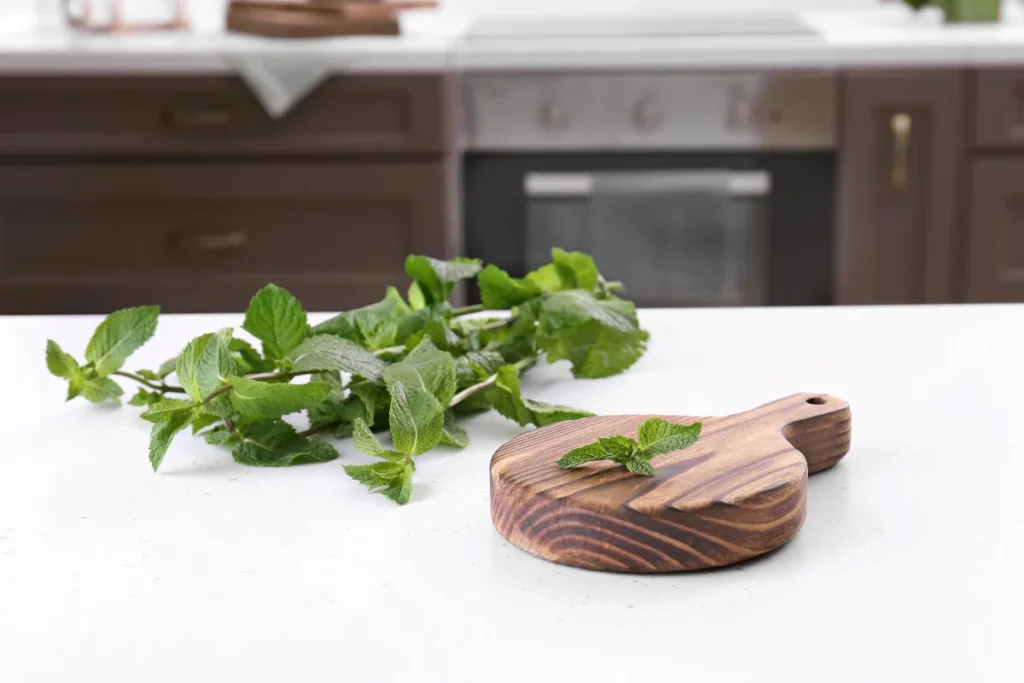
[464,153,835,307]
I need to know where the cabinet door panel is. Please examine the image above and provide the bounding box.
[966,159,1024,302]
[837,71,965,304]
[0,162,448,314]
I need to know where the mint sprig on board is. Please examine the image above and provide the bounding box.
[45,249,650,504]
[557,418,702,476]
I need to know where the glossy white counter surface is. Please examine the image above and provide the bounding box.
[0,6,1023,72]
[1,304,1021,682]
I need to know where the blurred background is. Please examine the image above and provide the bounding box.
[0,0,1021,313]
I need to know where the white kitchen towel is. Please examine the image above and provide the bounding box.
[224,52,332,119]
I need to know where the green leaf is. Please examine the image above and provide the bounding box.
[46,339,81,381]
[343,459,415,505]
[176,329,237,404]
[149,407,194,472]
[128,388,161,407]
[405,255,483,304]
[157,356,179,379]
[141,399,195,423]
[351,418,405,462]
[228,339,273,375]
[136,369,160,381]
[557,443,612,469]
[203,426,237,446]
[242,284,309,362]
[597,435,638,458]
[408,281,427,310]
[190,412,222,435]
[525,263,571,293]
[286,335,386,381]
[383,339,458,407]
[310,310,361,342]
[317,287,412,350]
[623,457,656,477]
[66,376,85,402]
[232,420,339,467]
[477,264,542,309]
[537,291,647,379]
[440,411,469,448]
[552,248,600,292]
[227,376,331,420]
[637,418,703,458]
[80,377,124,403]
[488,365,593,428]
[84,306,160,377]
[387,381,444,456]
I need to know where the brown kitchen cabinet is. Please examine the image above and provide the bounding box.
[836,70,965,305]
[964,160,1024,303]
[0,162,448,314]
[0,75,454,315]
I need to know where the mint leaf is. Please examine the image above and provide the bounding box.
[405,255,482,304]
[232,420,339,467]
[81,377,124,403]
[387,381,444,456]
[344,459,415,504]
[623,457,656,476]
[84,306,159,377]
[176,329,237,404]
[557,443,610,468]
[311,310,361,342]
[408,281,427,310]
[637,418,703,458]
[190,412,222,435]
[128,388,161,407]
[440,411,469,448]
[477,265,541,309]
[287,335,386,381]
[242,284,309,362]
[597,435,637,457]
[552,248,600,292]
[351,418,405,462]
[525,263,571,293]
[383,339,458,407]
[228,338,273,375]
[141,399,194,423]
[66,376,85,401]
[46,339,81,381]
[316,287,412,350]
[148,407,193,472]
[157,356,178,379]
[537,292,647,379]
[203,425,237,446]
[227,376,330,419]
[488,365,593,428]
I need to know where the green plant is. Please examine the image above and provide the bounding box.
[557,418,701,476]
[45,250,649,505]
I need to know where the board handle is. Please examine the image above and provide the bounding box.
[749,393,852,475]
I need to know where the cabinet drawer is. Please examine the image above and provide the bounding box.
[973,69,1024,149]
[965,159,1024,303]
[0,76,447,156]
[0,162,449,314]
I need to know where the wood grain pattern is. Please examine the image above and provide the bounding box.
[490,393,851,573]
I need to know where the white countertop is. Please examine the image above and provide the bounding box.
[2,304,1022,682]
[1,6,1024,72]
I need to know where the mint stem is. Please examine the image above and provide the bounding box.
[112,371,187,394]
[451,304,485,316]
[373,345,405,357]
[449,355,537,408]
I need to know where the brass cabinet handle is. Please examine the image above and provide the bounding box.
[175,231,248,252]
[890,112,912,189]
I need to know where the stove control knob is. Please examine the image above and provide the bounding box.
[539,100,573,130]
[633,97,663,131]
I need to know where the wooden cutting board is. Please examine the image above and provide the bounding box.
[490,393,851,573]
[227,1,403,38]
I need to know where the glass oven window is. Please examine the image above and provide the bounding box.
[524,169,771,307]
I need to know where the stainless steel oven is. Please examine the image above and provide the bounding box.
[461,73,838,307]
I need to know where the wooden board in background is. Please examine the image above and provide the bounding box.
[490,393,852,573]
[226,3,400,37]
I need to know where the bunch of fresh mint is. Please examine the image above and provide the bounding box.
[557,418,701,476]
[45,249,649,505]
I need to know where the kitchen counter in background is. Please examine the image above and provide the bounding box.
[1,304,1022,682]
[1,7,1024,72]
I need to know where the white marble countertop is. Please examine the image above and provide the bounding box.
[2,304,1022,681]
[1,6,1024,72]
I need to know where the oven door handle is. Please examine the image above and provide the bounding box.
[523,171,772,198]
